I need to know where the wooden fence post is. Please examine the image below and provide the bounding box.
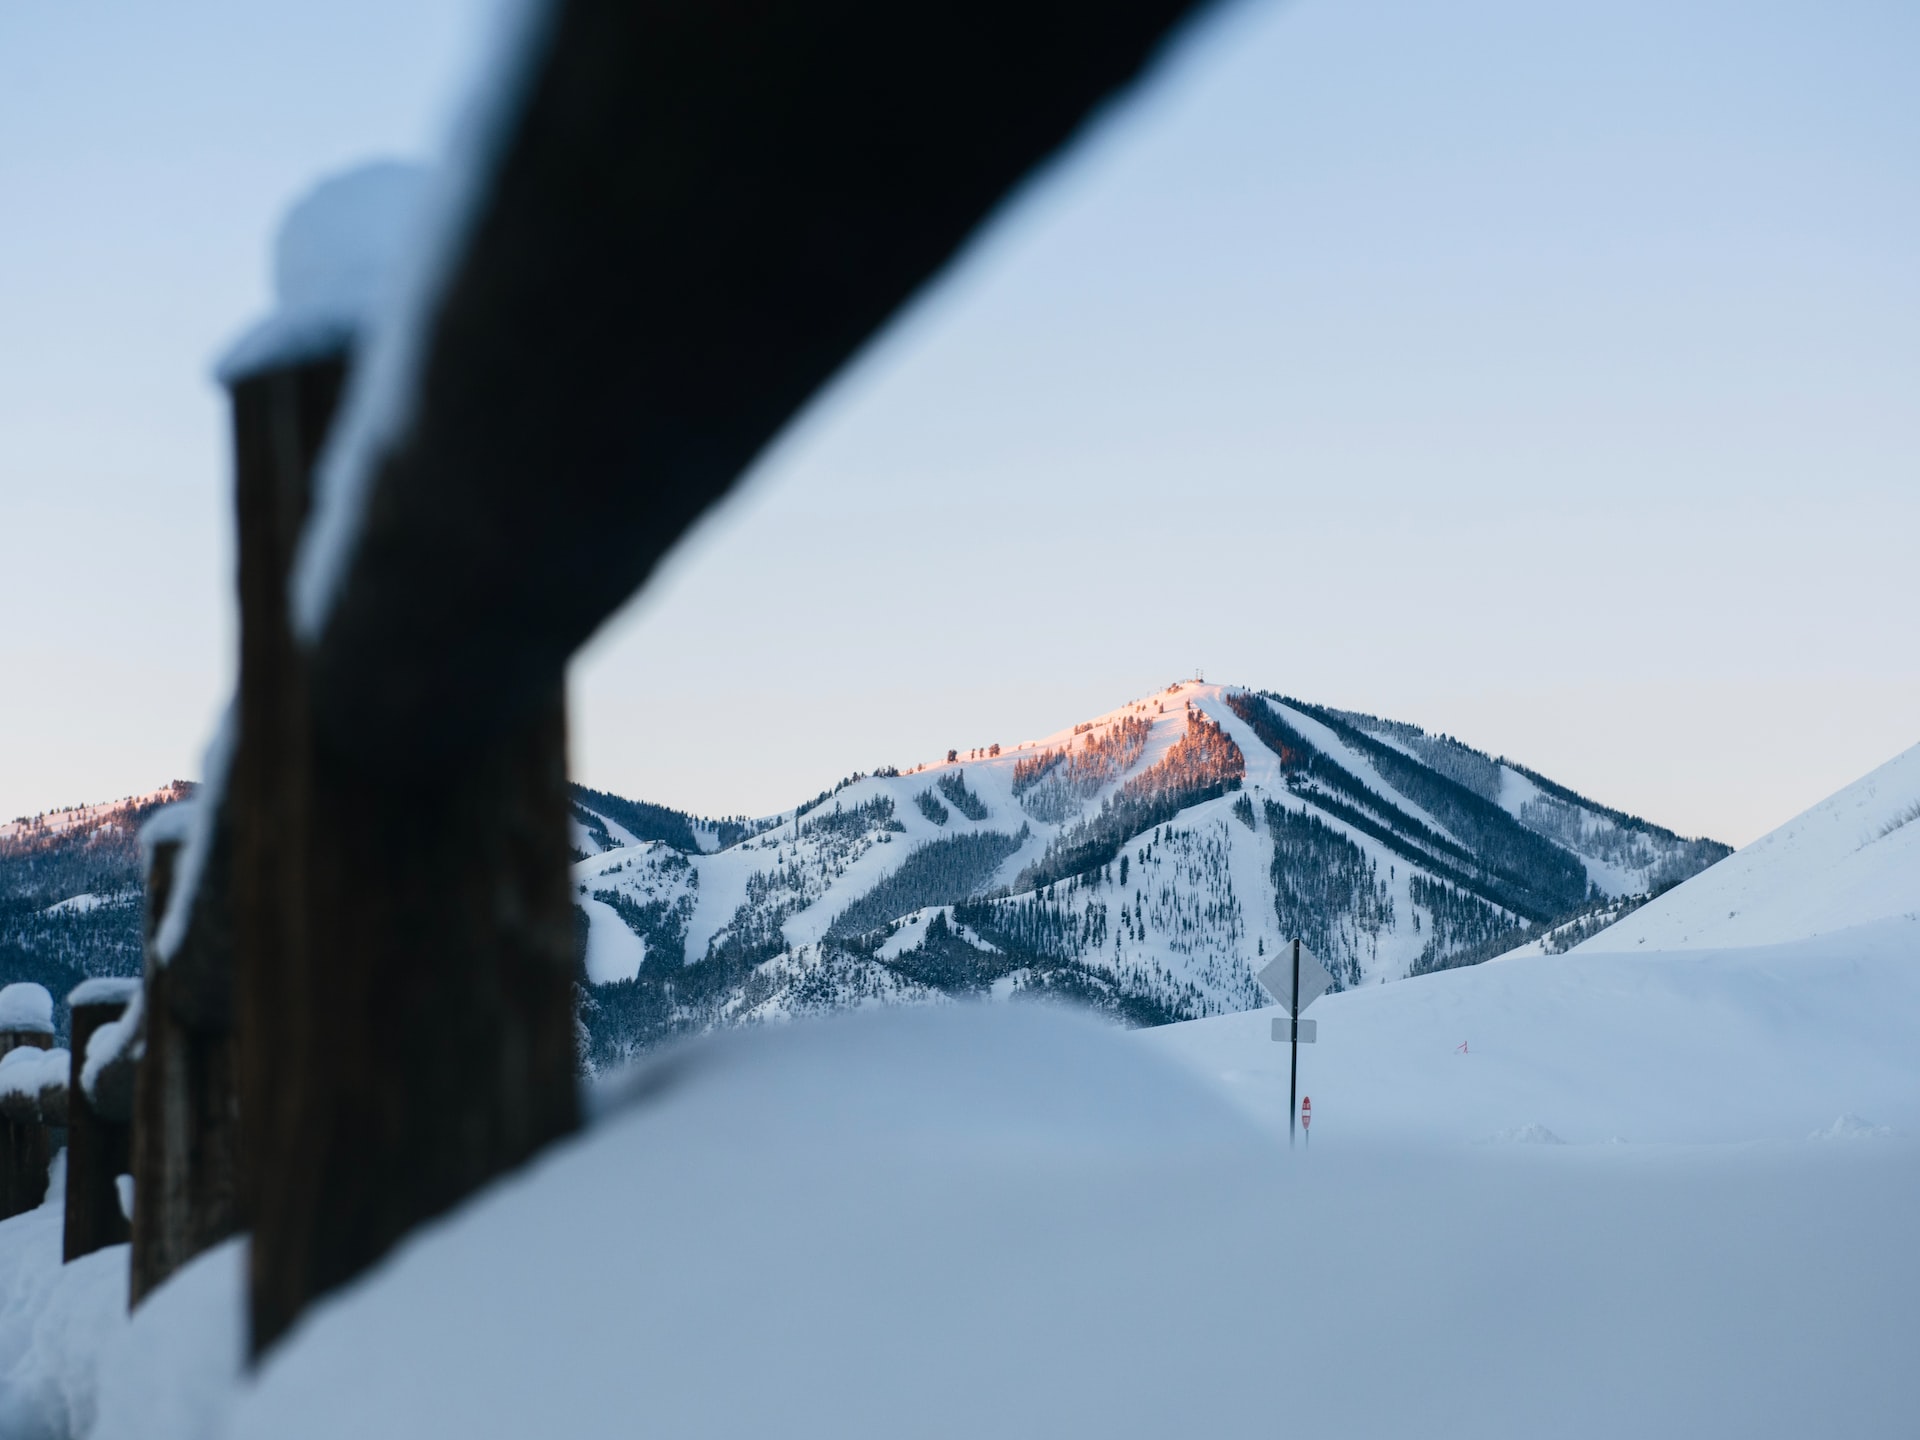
[0,983,56,1219]
[128,802,244,1304]
[65,981,138,1261]
[246,689,578,1356]
[220,354,353,1353]
[220,0,1200,1359]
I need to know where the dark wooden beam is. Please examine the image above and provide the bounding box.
[308,0,1205,765]
[221,349,577,1361]
[250,689,576,1354]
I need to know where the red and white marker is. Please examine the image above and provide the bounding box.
[1301,1095,1311,1130]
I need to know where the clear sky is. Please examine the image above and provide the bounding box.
[3,0,1915,847]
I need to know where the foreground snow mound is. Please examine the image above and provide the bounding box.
[0,1172,128,1440]
[222,1002,1919,1440]
[89,1239,246,1440]
[1572,740,1920,954]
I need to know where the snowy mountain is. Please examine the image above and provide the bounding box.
[1563,740,1920,956]
[0,784,191,1036]
[572,682,1727,1065]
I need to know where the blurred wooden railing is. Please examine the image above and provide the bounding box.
[5,0,1203,1362]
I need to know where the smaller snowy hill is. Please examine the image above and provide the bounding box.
[1569,741,1920,955]
[1146,917,1920,1145]
[0,783,193,1031]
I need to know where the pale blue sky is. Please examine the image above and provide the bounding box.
[3,0,1915,844]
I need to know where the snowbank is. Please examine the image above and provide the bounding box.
[0,1165,129,1440]
[217,1002,1918,1440]
[1145,916,1920,1145]
[90,1240,246,1440]
[0,1187,241,1440]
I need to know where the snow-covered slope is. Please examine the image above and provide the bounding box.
[1568,741,1920,955]
[570,683,1727,1064]
[1146,916,1920,1145]
[32,991,1911,1440]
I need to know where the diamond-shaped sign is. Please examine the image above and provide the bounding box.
[1257,940,1331,1016]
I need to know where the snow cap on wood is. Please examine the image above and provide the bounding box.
[217,161,432,384]
[68,978,141,1010]
[81,987,144,1124]
[0,1046,68,1125]
[0,983,55,1035]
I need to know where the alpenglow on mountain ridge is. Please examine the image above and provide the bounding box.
[569,682,1729,1067]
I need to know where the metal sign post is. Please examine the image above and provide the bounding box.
[1288,938,1301,1149]
[1257,939,1331,1150]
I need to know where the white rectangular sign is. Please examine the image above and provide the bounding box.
[1256,940,1332,1016]
[1270,1017,1316,1044]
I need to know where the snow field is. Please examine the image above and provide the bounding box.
[1145,916,1920,1146]
[576,897,645,984]
[0,1163,128,1440]
[201,1002,1919,1439]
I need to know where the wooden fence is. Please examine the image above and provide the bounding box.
[0,979,140,1261]
[2,0,1201,1362]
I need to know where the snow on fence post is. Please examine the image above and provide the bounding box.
[0,982,56,1218]
[128,803,243,1305]
[65,979,140,1261]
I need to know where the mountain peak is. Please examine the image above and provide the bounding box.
[568,684,1729,1067]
